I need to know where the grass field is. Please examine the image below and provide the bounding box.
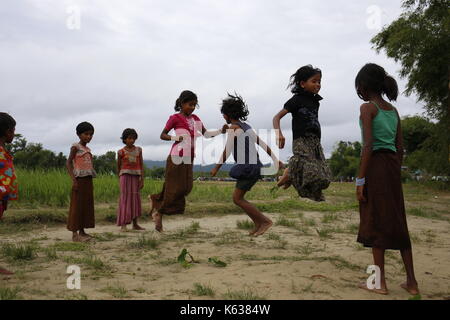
[0,169,449,300]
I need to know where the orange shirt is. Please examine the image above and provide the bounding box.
[72,143,96,178]
[118,146,143,176]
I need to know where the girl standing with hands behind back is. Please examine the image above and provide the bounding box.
[355,63,419,296]
[117,128,145,231]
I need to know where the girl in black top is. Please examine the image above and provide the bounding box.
[273,65,331,201]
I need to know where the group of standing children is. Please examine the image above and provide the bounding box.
[0,63,419,295]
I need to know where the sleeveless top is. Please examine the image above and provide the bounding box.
[229,122,262,180]
[118,146,143,176]
[72,143,96,178]
[0,146,18,201]
[359,101,398,152]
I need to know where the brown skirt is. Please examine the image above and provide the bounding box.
[67,176,95,232]
[151,155,193,215]
[357,150,411,250]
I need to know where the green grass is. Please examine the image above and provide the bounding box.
[1,243,37,262]
[63,254,112,273]
[0,287,22,300]
[100,284,131,299]
[321,213,340,223]
[128,234,160,250]
[223,287,267,300]
[52,242,89,252]
[236,220,254,230]
[275,216,297,228]
[192,283,215,297]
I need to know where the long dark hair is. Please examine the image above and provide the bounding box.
[355,63,398,101]
[220,93,249,121]
[174,90,198,111]
[288,65,322,93]
[0,112,16,137]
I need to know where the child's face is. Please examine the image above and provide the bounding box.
[300,73,321,94]
[124,136,136,147]
[180,100,197,116]
[5,127,15,143]
[78,130,94,144]
[222,114,231,124]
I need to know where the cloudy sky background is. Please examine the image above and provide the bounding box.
[0,0,426,165]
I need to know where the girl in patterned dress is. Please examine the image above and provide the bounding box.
[273,65,331,201]
[0,112,17,275]
[66,122,96,242]
[117,128,145,231]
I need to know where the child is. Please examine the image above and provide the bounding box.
[272,65,331,201]
[117,128,145,231]
[355,63,419,295]
[150,90,228,232]
[211,94,283,237]
[0,112,17,275]
[66,122,96,242]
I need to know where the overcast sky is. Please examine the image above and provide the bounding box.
[0,0,426,164]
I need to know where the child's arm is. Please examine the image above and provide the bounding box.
[211,125,238,176]
[356,103,376,202]
[202,124,229,138]
[66,146,78,190]
[160,128,183,142]
[117,150,122,177]
[139,148,144,189]
[394,109,404,165]
[273,109,289,149]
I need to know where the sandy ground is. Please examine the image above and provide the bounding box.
[1,207,449,300]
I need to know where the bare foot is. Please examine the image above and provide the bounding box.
[132,224,145,231]
[149,194,158,216]
[79,232,92,238]
[253,220,273,237]
[153,212,163,232]
[277,168,290,187]
[72,234,82,242]
[0,267,14,275]
[400,282,419,295]
[248,224,260,236]
[120,226,128,232]
[358,282,389,295]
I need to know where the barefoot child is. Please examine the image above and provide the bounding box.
[0,112,18,275]
[66,122,96,242]
[272,65,331,201]
[355,63,419,295]
[117,128,145,231]
[211,94,283,237]
[150,90,228,232]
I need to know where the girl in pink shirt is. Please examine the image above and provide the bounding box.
[150,90,228,232]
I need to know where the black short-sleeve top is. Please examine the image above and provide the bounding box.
[283,89,323,140]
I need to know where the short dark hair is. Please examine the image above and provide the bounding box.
[355,63,398,101]
[221,93,249,121]
[76,121,94,135]
[174,90,198,111]
[0,112,16,137]
[288,65,322,93]
[121,128,138,144]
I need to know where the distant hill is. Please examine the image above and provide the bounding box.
[143,160,234,172]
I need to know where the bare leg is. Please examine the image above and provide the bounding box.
[132,218,145,230]
[120,225,127,232]
[72,231,81,242]
[79,229,92,241]
[233,189,272,237]
[400,248,419,295]
[358,247,388,295]
[153,211,163,232]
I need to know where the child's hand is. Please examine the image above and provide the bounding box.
[211,167,219,177]
[356,186,366,202]
[276,133,285,149]
[177,136,183,142]
[221,124,229,134]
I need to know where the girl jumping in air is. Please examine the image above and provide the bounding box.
[66,122,96,242]
[117,128,145,231]
[272,65,331,201]
[149,90,228,232]
[211,93,283,237]
[355,63,419,295]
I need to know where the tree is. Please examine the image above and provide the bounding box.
[329,141,361,180]
[401,115,434,154]
[371,0,449,175]
[93,151,116,174]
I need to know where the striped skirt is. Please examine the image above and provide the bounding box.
[357,150,412,250]
[117,174,142,226]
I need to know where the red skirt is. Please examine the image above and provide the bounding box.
[67,176,95,232]
[117,174,142,226]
